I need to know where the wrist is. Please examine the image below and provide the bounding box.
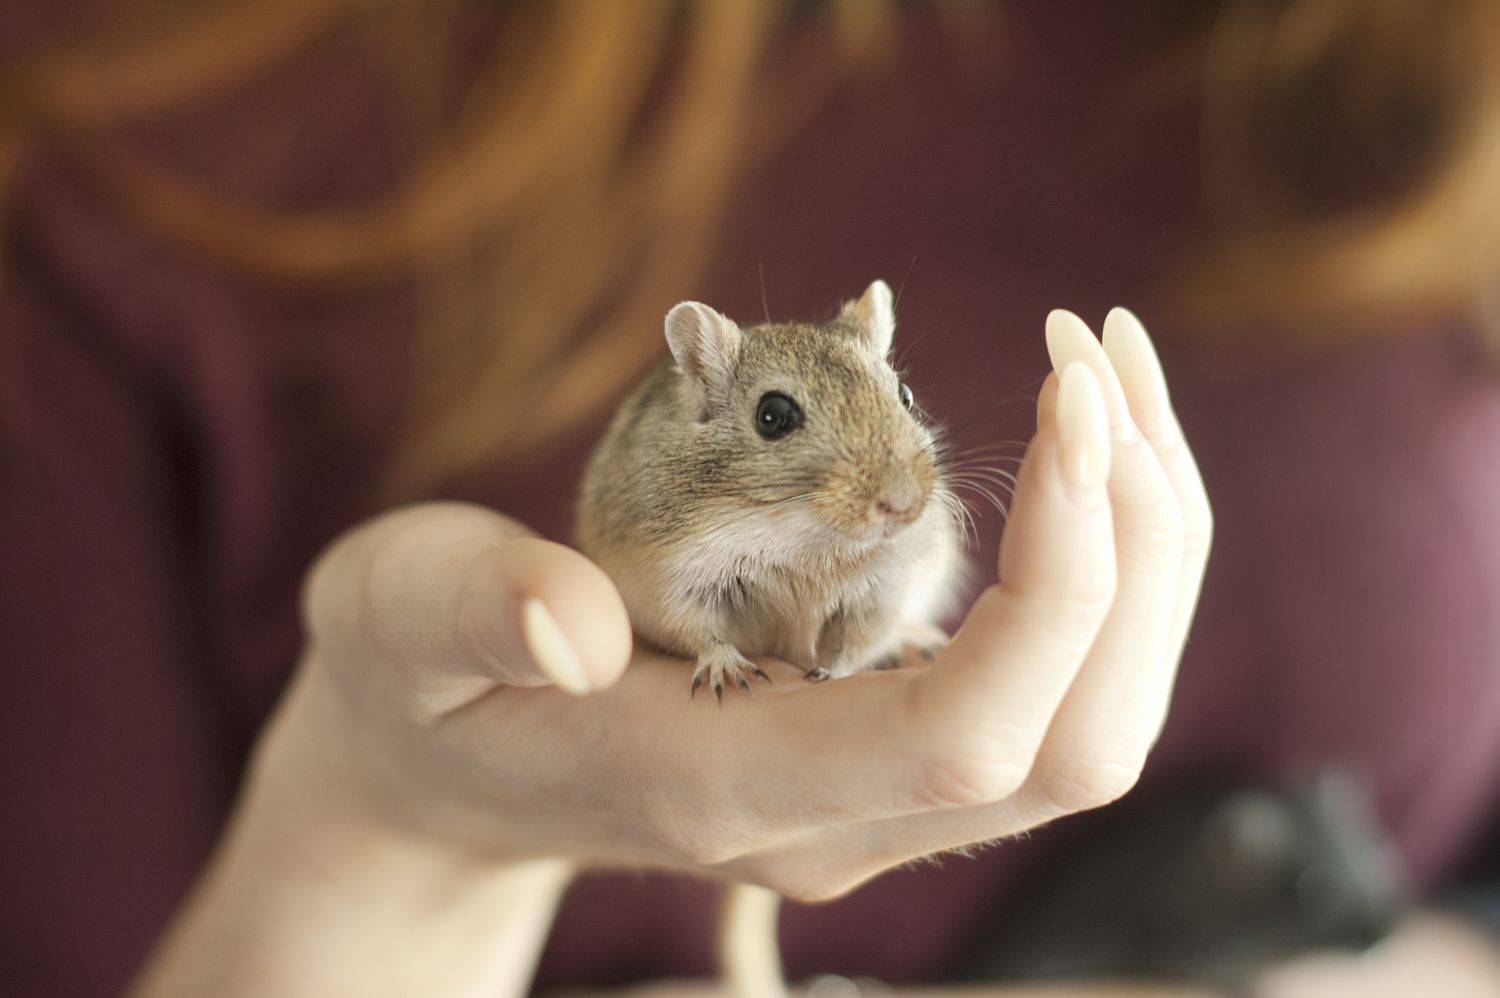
[133,664,576,998]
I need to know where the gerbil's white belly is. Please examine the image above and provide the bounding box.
[717,575,836,671]
[635,502,960,672]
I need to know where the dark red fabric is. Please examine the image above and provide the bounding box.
[5,5,1500,995]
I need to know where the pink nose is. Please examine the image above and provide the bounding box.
[872,465,929,524]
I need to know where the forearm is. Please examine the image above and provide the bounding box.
[131,667,575,998]
[132,796,572,998]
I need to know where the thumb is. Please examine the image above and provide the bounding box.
[304,502,632,711]
[467,536,633,695]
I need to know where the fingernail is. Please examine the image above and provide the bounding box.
[521,598,592,695]
[1035,371,1060,430]
[1056,362,1111,492]
[1045,309,1137,442]
[1102,308,1174,441]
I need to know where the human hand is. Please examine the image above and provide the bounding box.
[249,307,1210,898]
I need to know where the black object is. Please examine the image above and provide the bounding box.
[950,770,1409,991]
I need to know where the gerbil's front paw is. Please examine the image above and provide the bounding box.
[899,622,949,663]
[691,643,772,704]
[869,623,950,672]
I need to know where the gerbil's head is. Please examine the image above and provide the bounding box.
[664,279,944,549]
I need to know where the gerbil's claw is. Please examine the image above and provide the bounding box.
[748,664,773,685]
[693,644,771,704]
[805,667,832,684]
[691,674,703,698]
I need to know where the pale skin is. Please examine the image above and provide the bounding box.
[130,308,1223,998]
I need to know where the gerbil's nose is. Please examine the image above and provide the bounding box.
[876,497,914,519]
[873,475,926,524]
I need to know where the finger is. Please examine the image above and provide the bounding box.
[905,361,1117,808]
[303,502,632,715]
[1027,310,1184,815]
[1102,307,1214,664]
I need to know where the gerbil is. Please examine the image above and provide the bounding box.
[577,279,961,698]
[575,280,963,996]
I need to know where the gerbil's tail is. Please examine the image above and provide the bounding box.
[719,882,789,998]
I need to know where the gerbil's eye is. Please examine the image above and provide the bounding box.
[898,382,914,411]
[755,392,803,440]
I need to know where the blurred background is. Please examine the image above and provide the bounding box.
[3,2,1500,996]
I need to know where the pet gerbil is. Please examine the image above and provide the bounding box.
[575,280,964,998]
[576,279,962,699]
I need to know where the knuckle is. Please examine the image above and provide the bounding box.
[915,740,1033,809]
[324,503,515,647]
[1151,426,1194,465]
[1034,754,1143,814]
[359,533,458,660]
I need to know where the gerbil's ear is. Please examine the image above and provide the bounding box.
[665,301,742,417]
[840,279,895,356]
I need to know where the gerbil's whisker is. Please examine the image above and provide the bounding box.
[946,469,1018,492]
[946,468,1019,490]
[957,494,981,547]
[894,332,929,373]
[936,446,1028,472]
[936,487,980,548]
[895,254,918,311]
[944,455,1023,474]
[946,474,1015,498]
[941,456,1023,487]
[946,478,1014,526]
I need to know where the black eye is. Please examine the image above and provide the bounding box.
[898,382,914,411]
[755,392,803,440]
